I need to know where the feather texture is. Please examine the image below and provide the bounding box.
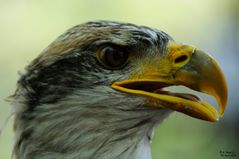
[12,21,172,159]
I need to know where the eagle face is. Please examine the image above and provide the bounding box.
[12,21,227,159]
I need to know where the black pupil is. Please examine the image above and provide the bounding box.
[103,47,128,68]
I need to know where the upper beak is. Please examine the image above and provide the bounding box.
[112,43,228,122]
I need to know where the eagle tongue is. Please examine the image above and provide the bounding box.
[154,89,201,102]
[175,93,201,102]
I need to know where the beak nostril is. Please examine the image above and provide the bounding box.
[174,55,188,64]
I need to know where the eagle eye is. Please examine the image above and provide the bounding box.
[96,46,129,69]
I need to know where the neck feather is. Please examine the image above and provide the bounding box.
[13,87,172,159]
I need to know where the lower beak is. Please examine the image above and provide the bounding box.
[112,44,228,122]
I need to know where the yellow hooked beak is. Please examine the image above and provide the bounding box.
[112,43,228,122]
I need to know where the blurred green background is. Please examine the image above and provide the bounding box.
[0,0,238,158]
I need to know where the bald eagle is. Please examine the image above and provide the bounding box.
[12,21,227,159]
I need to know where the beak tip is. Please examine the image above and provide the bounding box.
[218,95,228,118]
[219,108,225,118]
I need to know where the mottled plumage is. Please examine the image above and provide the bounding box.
[12,21,227,159]
[13,21,172,159]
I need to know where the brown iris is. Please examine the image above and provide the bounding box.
[96,46,129,69]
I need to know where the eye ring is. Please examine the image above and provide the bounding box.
[96,46,129,69]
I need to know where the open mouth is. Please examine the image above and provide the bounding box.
[112,80,219,122]
[111,45,227,122]
[117,81,201,102]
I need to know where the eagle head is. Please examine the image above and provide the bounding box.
[12,21,227,159]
